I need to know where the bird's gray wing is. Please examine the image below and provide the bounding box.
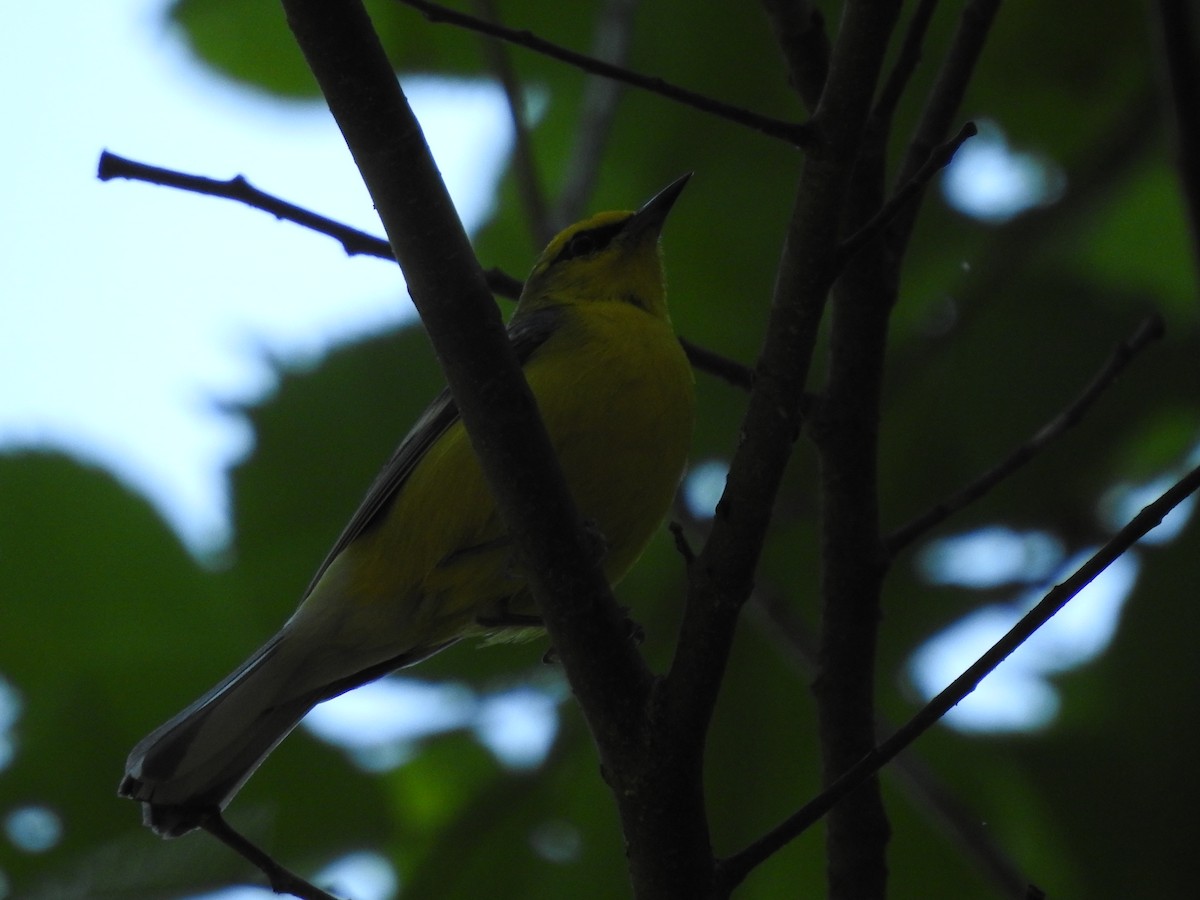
[298,305,563,600]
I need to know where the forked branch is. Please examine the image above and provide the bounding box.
[99,150,756,392]
[718,458,1200,890]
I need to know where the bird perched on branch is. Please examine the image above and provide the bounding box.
[120,175,696,837]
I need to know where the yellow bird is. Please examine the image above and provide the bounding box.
[120,176,696,837]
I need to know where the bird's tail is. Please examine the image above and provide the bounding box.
[118,632,323,837]
[120,621,449,838]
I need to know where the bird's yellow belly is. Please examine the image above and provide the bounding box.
[298,301,694,655]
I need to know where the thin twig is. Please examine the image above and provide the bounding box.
[747,590,1030,898]
[872,0,940,129]
[474,0,552,244]
[837,121,976,262]
[97,151,758,394]
[679,336,755,391]
[484,266,524,299]
[894,0,1003,192]
[886,314,1166,555]
[201,813,343,900]
[99,150,523,297]
[395,0,813,147]
[552,0,640,228]
[718,459,1200,889]
[98,150,395,260]
[669,520,696,565]
[1154,0,1200,290]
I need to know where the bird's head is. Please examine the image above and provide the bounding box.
[517,174,690,321]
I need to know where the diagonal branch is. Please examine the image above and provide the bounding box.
[679,337,755,391]
[201,813,341,900]
[99,151,758,412]
[473,0,552,244]
[872,0,940,130]
[552,0,640,229]
[718,458,1200,890]
[837,121,976,263]
[886,314,1166,555]
[395,0,814,147]
[746,590,1030,898]
[280,0,652,773]
[886,0,1004,255]
[98,149,396,260]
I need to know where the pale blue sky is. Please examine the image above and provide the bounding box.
[0,0,512,553]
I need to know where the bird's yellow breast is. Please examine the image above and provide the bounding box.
[301,298,693,653]
[521,300,694,580]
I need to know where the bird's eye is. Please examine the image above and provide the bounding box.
[566,232,597,258]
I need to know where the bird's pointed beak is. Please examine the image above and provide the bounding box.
[623,173,692,240]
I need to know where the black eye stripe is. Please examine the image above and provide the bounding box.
[555,220,627,263]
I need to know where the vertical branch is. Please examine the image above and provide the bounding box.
[758,0,830,112]
[553,0,640,228]
[810,211,894,900]
[474,0,552,244]
[804,3,1003,897]
[1154,0,1200,290]
[888,0,1004,253]
[664,9,904,896]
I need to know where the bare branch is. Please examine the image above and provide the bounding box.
[837,121,976,262]
[665,0,907,824]
[280,0,652,772]
[886,0,1004,255]
[679,336,754,391]
[887,314,1166,555]
[553,0,640,228]
[98,149,395,260]
[747,590,1031,898]
[201,813,342,900]
[473,0,552,244]
[758,0,830,112]
[1154,0,1200,291]
[872,0,940,129]
[98,151,536,301]
[718,458,1200,888]
[99,150,757,401]
[394,0,814,147]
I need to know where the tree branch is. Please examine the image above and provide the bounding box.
[98,150,757,394]
[758,0,830,112]
[872,0,940,130]
[1154,0,1200,291]
[886,314,1166,555]
[663,3,907,863]
[97,149,396,261]
[552,0,640,228]
[797,4,1003,896]
[746,590,1031,899]
[279,0,652,810]
[201,813,342,900]
[887,0,1004,255]
[837,121,976,263]
[718,458,1200,889]
[473,0,552,244]
[394,0,814,147]
[679,337,755,391]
